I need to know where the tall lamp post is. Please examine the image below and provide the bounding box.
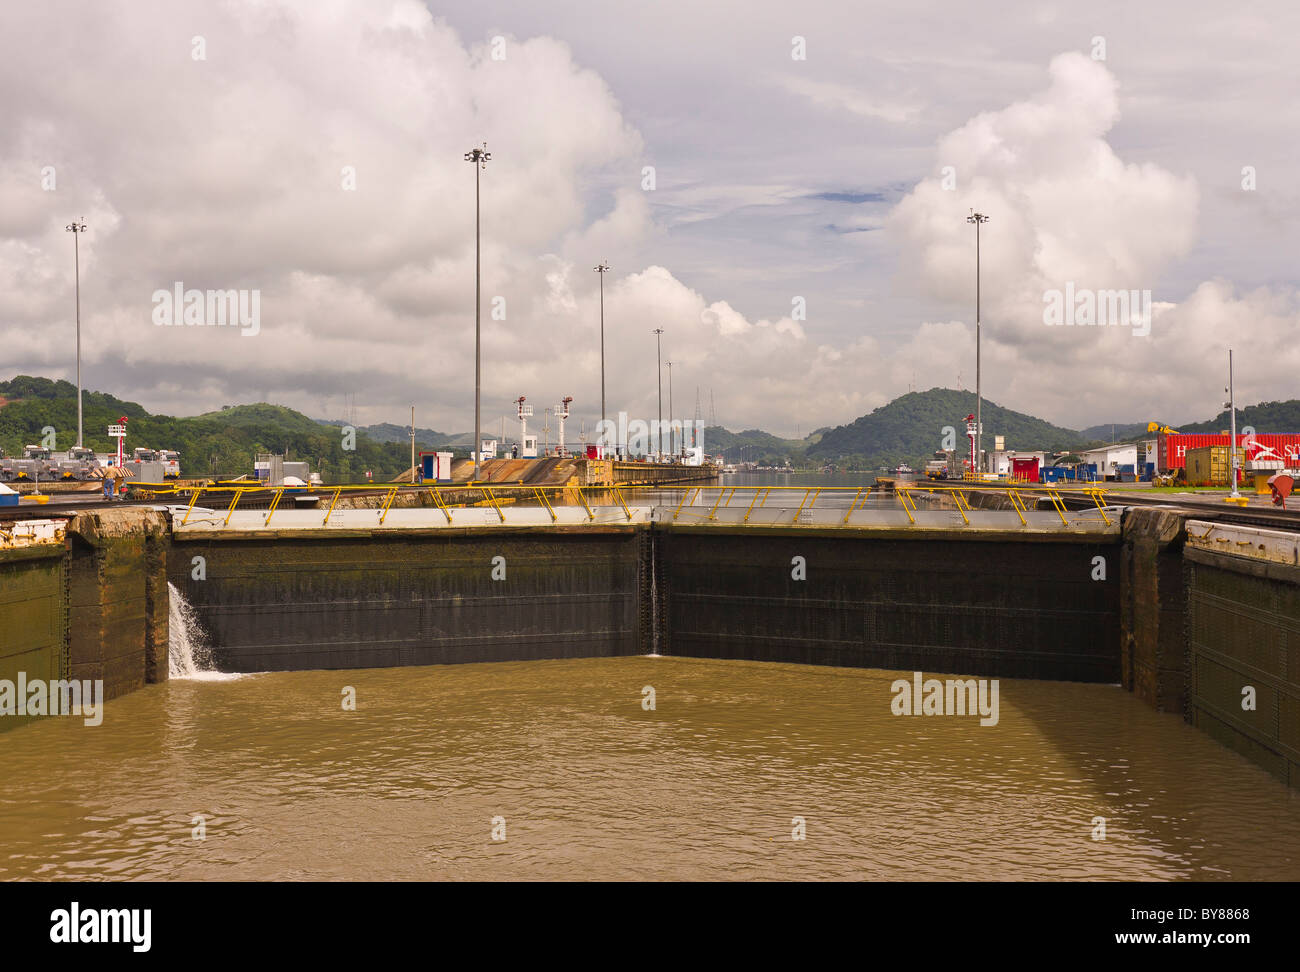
[594,262,610,454]
[653,328,664,460]
[966,210,989,475]
[66,218,87,448]
[465,144,491,481]
[666,360,674,458]
[1227,349,1240,500]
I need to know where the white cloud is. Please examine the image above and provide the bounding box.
[781,77,920,123]
[1,3,1298,441]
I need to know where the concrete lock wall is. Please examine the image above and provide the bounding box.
[167,528,648,671]
[0,545,68,730]
[1185,549,1300,788]
[654,527,1122,681]
[67,509,170,699]
[0,510,168,733]
[6,503,1299,790]
[1119,507,1189,713]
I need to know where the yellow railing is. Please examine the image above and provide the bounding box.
[895,482,1113,527]
[152,481,645,528]
[661,483,1113,527]
[150,480,1114,529]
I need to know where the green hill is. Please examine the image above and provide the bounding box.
[0,376,462,482]
[807,388,1087,469]
[315,419,466,449]
[1181,400,1300,435]
[703,426,805,464]
[1078,422,1152,442]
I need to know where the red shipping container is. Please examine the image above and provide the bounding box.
[1011,457,1040,482]
[1159,433,1300,470]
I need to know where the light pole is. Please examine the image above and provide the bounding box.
[1227,349,1240,499]
[666,360,674,458]
[66,218,87,448]
[465,144,491,481]
[594,262,610,454]
[966,210,988,475]
[653,328,664,460]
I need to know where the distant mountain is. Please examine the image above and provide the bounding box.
[1076,401,1300,442]
[315,418,468,449]
[0,376,458,482]
[1078,422,1152,442]
[807,388,1086,467]
[1181,400,1300,435]
[703,426,805,463]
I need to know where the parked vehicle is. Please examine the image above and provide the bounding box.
[9,445,54,481]
[55,446,101,480]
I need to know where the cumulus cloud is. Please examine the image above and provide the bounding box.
[1,4,1296,440]
[886,52,1300,429]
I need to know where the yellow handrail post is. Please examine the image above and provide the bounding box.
[1088,487,1112,526]
[707,487,727,521]
[951,490,971,526]
[1046,487,1069,526]
[377,486,400,525]
[427,486,453,524]
[224,488,245,527]
[841,487,864,525]
[574,486,595,521]
[263,488,286,526]
[672,488,692,521]
[1007,489,1028,527]
[612,486,633,521]
[897,486,917,525]
[792,488,818,520]
[534,487,557,522]
[180,487,201,526]
[323,486,343,525]
[480,486,505,523]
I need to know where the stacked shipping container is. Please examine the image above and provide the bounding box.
[1158,433,1300,472]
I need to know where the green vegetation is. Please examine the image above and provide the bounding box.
[703,426,804,465]
[0,376,458,482]
[316,419,466,449]
[806,388,1087,469]
[7,374,1298,482]
[1182,400,1300,435]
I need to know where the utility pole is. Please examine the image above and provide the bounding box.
[594,262,610,453]
[464,144,491,481]
[666,361,674,457]
[1228,349,1240,499]
[66,218,87,448]
[966,210,989,475]
[694,386,702,448]
[653,328,664,460]
[409,404,416,482]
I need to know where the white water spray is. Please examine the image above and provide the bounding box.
[168,582,229,679]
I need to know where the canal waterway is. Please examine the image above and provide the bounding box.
[1,655,1297,880]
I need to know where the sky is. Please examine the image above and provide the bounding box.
[1,0,1298,440]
